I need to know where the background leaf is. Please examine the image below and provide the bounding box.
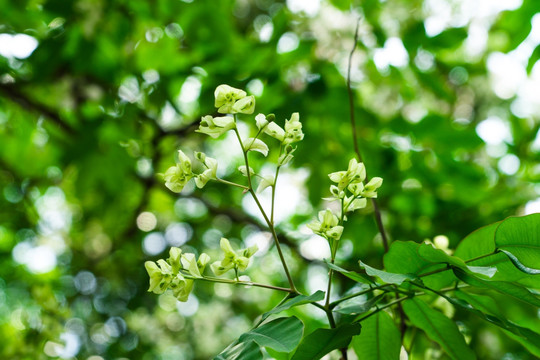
[402,298,476,360]
[494,214,540,271]
[239,317,304,353]
[351,311,401,360]
[290,323,362,360]
[261,292,325,320]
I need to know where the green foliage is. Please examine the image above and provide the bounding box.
[1,0,539,359]
[290,323,362,360]
[402,298,476,360]
[352,311,401,360]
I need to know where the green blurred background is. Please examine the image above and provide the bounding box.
[1,0,539,359]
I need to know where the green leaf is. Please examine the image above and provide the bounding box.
[261,291,325,321]
[351,311,401,360]
[454,290,540,357]
[455,221,540,288]
[499,249,540,275]
[495,214,540,273]
[290,323,362,360]
[383,241,451,289]
[334,294,384,315]
[453,267,540,307]
[527,44,540,74]
[359,261,418,285]
[424,28,468,49]
[325,260,375,284]
[214,340,263,360]
[244,138,269,156]
[418,242,496,278]
[402,298,476,360]
[239,317,304,353]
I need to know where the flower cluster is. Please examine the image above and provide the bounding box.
[162,150,218,193]
[211,238,258,277]
[145,239,258,301]
[307,158,383,242]
[328,158,383,213]
[307,209,344,241]
[151,83,302,302]
[214,84,255,114]
[145,247,210,302]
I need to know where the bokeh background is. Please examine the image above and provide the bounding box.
[1,0,539,359]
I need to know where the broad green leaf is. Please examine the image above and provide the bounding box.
[495,214,540,272]
[325,261,375,284]
[244,138,269,156]
[453,267,540,307]
[239,317,304,353]
[454,222,500,260]
[455,221,540,288]
[351,311,401,360]
[454,290,540,356]
[499,249,540,275]
[359,261,418,285]
[402,298,476,360]
[418,242,496,278]
[383,241,451,289]
[334,294,384,315]
[290,323,362,360]
[214,340,263,360]
[261,291,325,321]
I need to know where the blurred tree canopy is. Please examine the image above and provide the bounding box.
[1,0,539,359]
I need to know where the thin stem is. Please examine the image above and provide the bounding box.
[329,284,391,308]
[234,126,297,293]
[270,144,284,224]
[345,17,389,253]
[356,296,409,323]
[417,251,499,278]
[216,178,249,190]
[325,198,346,308]
[418,264,449,278]
[182,274,294,293]
[252,293,294,329]
[465,251,498,263]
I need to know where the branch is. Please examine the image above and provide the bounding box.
[0,83,77,135]
[346,18,390,253]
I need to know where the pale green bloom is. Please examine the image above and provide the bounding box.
[256,175,274,194]
[163,150,194,193]
[168,247,182,273]
[196,115,236,138]
[170,274,190,302]
[177,149,192,173]
[194,153,218,188]
[344,196,367,212]
[232,95,255,114]
[145,260,173,294]
[211,238,258,276]
[329,158,366,191]
[244,138,269,157]
[215,85,247,113]
[278,144,296,166]
[307,209,344,241]
[255,113,269,129]
[283,112,304,144]
[264,122,285,141]
[238,165,255,177]
[163,166,191,193]
[362,177,383,198]
[145,250,210,302]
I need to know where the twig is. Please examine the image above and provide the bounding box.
[0,83,77,135]
[346,18,390,253]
